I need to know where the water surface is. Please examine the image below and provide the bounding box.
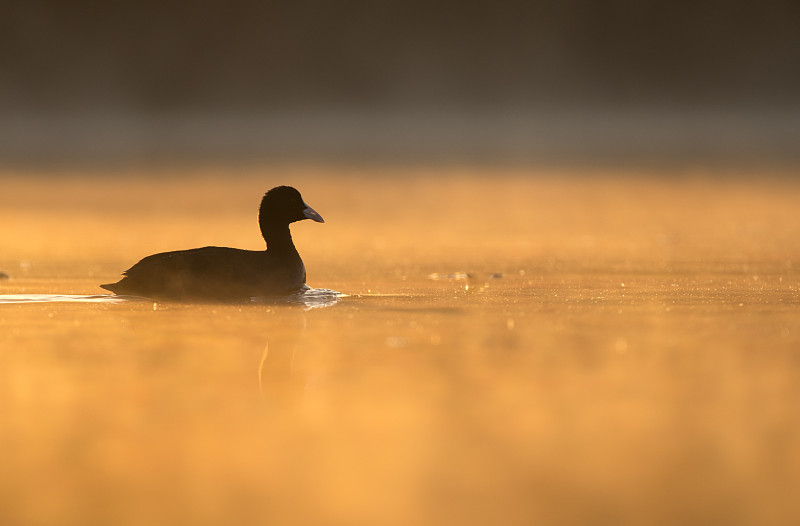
[2,168,800,525]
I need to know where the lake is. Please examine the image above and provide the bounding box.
[2,165,799,525]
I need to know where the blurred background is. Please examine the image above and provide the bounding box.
[4,5,800,525]
[1,0,799,167]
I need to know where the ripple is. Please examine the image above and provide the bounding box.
[0,294,128,304]
[251,287,345,310]
[0,288,345,310]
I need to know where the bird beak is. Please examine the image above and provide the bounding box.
[302,205,324,223]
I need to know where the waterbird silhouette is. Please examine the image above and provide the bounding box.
[101,186,324,300]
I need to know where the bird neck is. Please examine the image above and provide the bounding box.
[262,224,298,254]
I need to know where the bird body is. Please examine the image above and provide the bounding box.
[101,186,323,300]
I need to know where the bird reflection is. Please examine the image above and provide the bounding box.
[62,288,343,408]
[255,309,313,409]
[258,340,304,407]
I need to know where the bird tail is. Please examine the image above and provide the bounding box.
[100,282,121,294]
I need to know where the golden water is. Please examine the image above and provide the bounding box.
[2,166,800,525]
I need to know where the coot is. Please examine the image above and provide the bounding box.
[101,186,324,300]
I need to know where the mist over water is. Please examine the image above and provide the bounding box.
[4,106,799,165]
